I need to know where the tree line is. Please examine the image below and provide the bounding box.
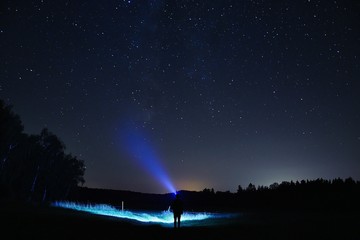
[0,99,86,203]
[201,177,360,194]
[199,177,360,211]
[65,177,360,213]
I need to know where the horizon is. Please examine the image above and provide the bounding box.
[80,175,359,195]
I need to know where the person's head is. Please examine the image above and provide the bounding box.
[174,192,181,200]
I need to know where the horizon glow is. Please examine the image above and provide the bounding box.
[120,122,176,194]
[51,201,234,226]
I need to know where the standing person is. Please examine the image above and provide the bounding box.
[170,193,184,228]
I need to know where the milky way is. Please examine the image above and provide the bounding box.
[1,0,359,193]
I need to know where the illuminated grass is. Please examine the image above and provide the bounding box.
[51,201,238,226]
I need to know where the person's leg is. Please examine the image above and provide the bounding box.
[177,216,181,228]
[174,215,176,228]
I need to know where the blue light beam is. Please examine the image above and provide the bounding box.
[120,123,176,194]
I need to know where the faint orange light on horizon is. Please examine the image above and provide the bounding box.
[175,179,207,192]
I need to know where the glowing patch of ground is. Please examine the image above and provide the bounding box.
[52,201,238,226]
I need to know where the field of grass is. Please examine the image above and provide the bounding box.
[1,201,359,240]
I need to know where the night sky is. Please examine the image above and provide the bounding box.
[1,0,360,194]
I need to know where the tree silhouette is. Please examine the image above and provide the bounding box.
[0,99,86,202]
[0,100,24,177]
[0,99,25,197]
[237,184,243,193]
[246,183,256,192]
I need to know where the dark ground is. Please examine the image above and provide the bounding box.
[1,201,359,240]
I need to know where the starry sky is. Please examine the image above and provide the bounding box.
[1,0,360,194]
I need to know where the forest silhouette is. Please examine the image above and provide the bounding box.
[68,176,360,213]
[0,99,85,203]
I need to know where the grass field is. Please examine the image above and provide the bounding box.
[1,201,359,240]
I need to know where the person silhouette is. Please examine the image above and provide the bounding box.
[170,193,184,228]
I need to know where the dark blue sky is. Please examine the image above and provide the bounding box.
[1,0,360,194]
